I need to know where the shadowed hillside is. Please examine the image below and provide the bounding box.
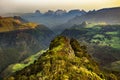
[0,17,55,77]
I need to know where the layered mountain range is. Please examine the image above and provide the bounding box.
[4,7,120,32]
[55,7,120,32]
[69,7,120,24]
[21,9,86,28]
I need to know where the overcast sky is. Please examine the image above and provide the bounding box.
[0,0,120,15]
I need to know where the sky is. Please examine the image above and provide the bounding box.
[0,0,120,15]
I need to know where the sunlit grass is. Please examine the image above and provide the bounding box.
[0,17,38,32]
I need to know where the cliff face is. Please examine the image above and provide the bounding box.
[6,36,118,80]
[0,17,55,75]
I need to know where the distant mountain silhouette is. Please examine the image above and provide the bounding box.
[21,9,86,28]
[55,7,120,33]
[69,7,120,24]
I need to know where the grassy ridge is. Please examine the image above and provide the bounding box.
[0,17,38,32]
[5,36,118,80]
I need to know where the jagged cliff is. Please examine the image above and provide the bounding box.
[5,36,118,80]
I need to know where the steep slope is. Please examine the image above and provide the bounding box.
[5,36,118,80]
[0,17,55,76]
[1,50,46,78]
[56,7,120,32]
[61,23,120,72]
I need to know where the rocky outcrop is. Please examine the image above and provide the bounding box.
[5,36,118,80]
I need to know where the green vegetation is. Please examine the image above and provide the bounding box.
[12,50,46,72]
[1,50,46,77]
[0,17,38,32]
[106,32,118,35]
[5,36,118,80]
[104,61,120,72]
[12,64,25,72]
[61,23,120,76]
[62,23,120,50]
[72,24,120,49]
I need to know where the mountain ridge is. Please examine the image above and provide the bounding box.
[5,36,118,80]
[21,9,86,28]
[0,17,39,33]
[60,23,120,75]
[55,7,120,33]
[68,7,120,24]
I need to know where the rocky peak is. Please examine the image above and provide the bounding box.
[5,36,118,80]
[44,10,54,16]
[81,9,86,13]
[35,10,41,14]
[49,36,88,58]
[13,16,27,23]
[55,10,66,16]
[68,9,81,13]
[81,21,88,27]
[49,36,75,58]
[68,9,86,15]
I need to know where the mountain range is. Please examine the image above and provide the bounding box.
[68,7,120,24]
[21,9,86,28]
[4,7,120,33]
[55,7,120,33]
